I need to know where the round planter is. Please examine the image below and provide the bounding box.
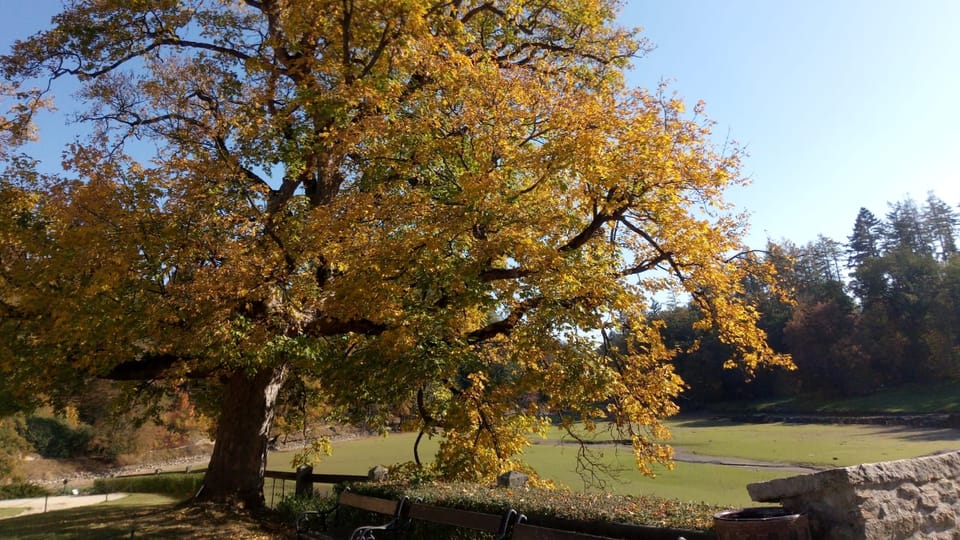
[714,507,810,540]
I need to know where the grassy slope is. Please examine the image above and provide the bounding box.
[719,381,960,414]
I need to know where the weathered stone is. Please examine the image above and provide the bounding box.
[497,470,528,488]
[896,484,920,499]
[368,465,389,482]
[747,451,960,539]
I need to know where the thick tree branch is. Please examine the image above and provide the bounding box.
[461,3,505,24]
[479,267,533,282]
[103,354,192,381]
[64,37,249,80]
[466,295,592,344]
[466,298,540,344]
[300,314,388,337]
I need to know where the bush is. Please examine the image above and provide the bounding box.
[92,472,204,499]
[0,416,30,481]
[276,493,337,523]
[19,416,92,459]
[0,482,49,500]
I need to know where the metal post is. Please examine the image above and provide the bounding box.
[295,465,314,498]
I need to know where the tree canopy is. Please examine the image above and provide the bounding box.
[1,0,787,507]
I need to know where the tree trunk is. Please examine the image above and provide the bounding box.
[195,364,287,508]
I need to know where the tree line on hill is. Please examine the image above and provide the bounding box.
[657,192,960,405]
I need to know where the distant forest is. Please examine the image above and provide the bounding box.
[658,191,960,405]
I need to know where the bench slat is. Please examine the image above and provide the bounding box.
[338,491,399,515]
[408,502,506,532]
[512,523,614,540]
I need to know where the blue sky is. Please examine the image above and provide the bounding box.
[622,0,960,248]
[4,2,959,249]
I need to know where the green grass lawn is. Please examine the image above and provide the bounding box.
[0,507,26,518]
[544,418,960,467]
[269,419,960,507]
[521,443,787,507]
[270,432,779,507]
[662,418,960,467]
[268,433,440,474]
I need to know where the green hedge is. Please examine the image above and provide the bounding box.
[0,482,49,500]
[92,472,204,499]
[350,481,719,532]
[283,479,720,537]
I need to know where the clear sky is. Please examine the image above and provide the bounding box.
[621,0,960,248]
[3,2,959,249]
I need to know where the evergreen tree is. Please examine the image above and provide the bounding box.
[883,198,932,255]
[847,207,883,270]
[811,235,846,283]
[923,192,958,261]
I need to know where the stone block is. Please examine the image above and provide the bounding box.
[747,451,960,539]
[497,470,528,488]
[368,465,389,482]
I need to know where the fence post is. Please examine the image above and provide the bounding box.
[295,465,314,498]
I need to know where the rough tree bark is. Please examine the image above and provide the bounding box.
[195,364,288,508]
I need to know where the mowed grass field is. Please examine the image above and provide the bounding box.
[269,418,960,507]
[663,418,960,467]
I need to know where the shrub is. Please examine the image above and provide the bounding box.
[0,482,49,500]
[92,472,204,499]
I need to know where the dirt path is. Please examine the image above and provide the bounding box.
[670,448,822,474]
[534,439,823,474]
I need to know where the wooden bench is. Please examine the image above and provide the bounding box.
[405,501,520,540]
[296,490,409,540]
[512,521,694,540]
[511,522,616,540]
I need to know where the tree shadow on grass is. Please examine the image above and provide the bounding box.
[669,417,737,429]
[0,502,172,539]
[0,498,292,539]
[870,426,960,443]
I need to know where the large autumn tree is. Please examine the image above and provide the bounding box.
[1,0,788,507]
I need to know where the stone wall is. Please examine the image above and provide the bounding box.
[747,451,960,539]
